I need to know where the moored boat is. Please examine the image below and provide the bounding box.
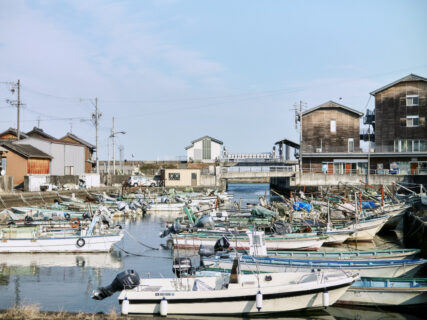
[202,254,426,278]
[337,277,427,306]
[93,267,358,315]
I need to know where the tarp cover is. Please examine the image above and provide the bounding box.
[250,206,278,218]
[361,201,378,209]
[292,202,312,212]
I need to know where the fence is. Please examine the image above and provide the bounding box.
[222,166,295,173]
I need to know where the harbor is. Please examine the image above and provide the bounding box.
[1,1,427,318]
[0,183,426,319]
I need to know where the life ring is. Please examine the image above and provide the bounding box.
[70,217,80,228]
[64,213,71,220]
[76,238,85,247]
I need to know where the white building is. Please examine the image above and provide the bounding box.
[185,136,223,162]
[14,137,85,175]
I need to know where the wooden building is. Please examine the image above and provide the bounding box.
[301,101,366,174]
[0,128,28,141]
[369,74,427,174]
[0,143,52,185]
[60,133,95,173]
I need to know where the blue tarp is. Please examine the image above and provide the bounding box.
[292,202,312,212]
[361,201,378,209]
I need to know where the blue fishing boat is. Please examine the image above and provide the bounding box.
[337,277,427,306]
[202,254,426,278]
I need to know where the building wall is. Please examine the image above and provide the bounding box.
[374,82,427,152]
[61,136,93,173]
[28,158,50,174]
[302,108,361,153]
[187,139,222,162]
[5,151,27,185]
[14,138,85,175]
[0,133,17,140]
[164,169,201,187]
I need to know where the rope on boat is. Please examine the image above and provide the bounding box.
[38,192,46,205]
[0,194,7,208]
[20,193,30,206]
[124,229,159,250]
[114,244,171,259]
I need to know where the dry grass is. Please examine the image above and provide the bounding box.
[0,304,128,320]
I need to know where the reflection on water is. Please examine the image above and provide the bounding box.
[0,184,425,319]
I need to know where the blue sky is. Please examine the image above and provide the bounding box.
[0,0,426,160]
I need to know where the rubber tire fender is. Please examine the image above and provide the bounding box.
[76,238,86,248]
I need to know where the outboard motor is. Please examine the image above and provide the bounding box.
[92,269,140,300]
[172,257,192,277]
[198,244,215,257]
[214,236,230,252]
[194,215,215,230]
[160,220,182,238]
[117,201,129,212]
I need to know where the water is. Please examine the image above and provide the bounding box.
[0,183,425,319]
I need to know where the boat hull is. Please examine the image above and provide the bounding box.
[204,257,425,278]
[0,233,124,253]
[173,235,327,250]
[338,287,427,306]
[118,273,356,315]
[345,217,388,241]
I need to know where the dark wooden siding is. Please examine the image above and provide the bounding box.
[374,82,427,152]
[302,108,361,153]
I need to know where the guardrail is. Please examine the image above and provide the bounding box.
[301,168,427,175]
[222,166,295,173]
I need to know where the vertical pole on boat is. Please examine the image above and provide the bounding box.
[381,185,384,207]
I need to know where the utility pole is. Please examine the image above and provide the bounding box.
[107,136,110,175]
[112,117,115,175]
[110,117,126,176]
[17,80,21,140]
[91,97,101,174]
[299,100,303,179]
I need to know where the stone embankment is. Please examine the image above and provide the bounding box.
[0,187,118,209]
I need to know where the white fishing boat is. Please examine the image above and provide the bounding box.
[337,277,427,306]
[0,216,123,253]
[342,216,389,241]
[93,267,358,315]
[147,202,186,214]
[173,231,328,250]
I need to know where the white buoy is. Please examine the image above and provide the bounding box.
[160,297,168,316]
[256,291,263,311]
[122,297,129,315]
[323,289,329,307]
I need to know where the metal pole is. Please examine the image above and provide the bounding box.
[107,136,110,174]
[299,100,302,182]
[112,117,115,175]
[17,80,20,140]
[95,97,99,174]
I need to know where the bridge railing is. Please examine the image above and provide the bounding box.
[222,166,295,173]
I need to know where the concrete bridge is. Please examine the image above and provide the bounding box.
[220,166,296,179]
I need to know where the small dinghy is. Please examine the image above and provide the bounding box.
[337,277,427,306]
[92,264,358,315]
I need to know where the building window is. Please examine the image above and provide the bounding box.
[406,115,419,127]
[168,173,180,180]
[330,120,336,133]
[65,166,74,175]
[202,138,211,160]
[348,138,354,152]
[394,139,427,152]
[406,95,419,106]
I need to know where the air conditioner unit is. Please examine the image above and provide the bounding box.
[316,148,322,153]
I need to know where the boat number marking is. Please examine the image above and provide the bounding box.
[155,293,175,296]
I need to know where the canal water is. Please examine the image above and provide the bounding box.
[0,183,425,319]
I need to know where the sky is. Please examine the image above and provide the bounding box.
[0,0,426,160]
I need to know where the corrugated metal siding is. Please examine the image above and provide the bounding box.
[28,158,50,174]
[14,137,85,175]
